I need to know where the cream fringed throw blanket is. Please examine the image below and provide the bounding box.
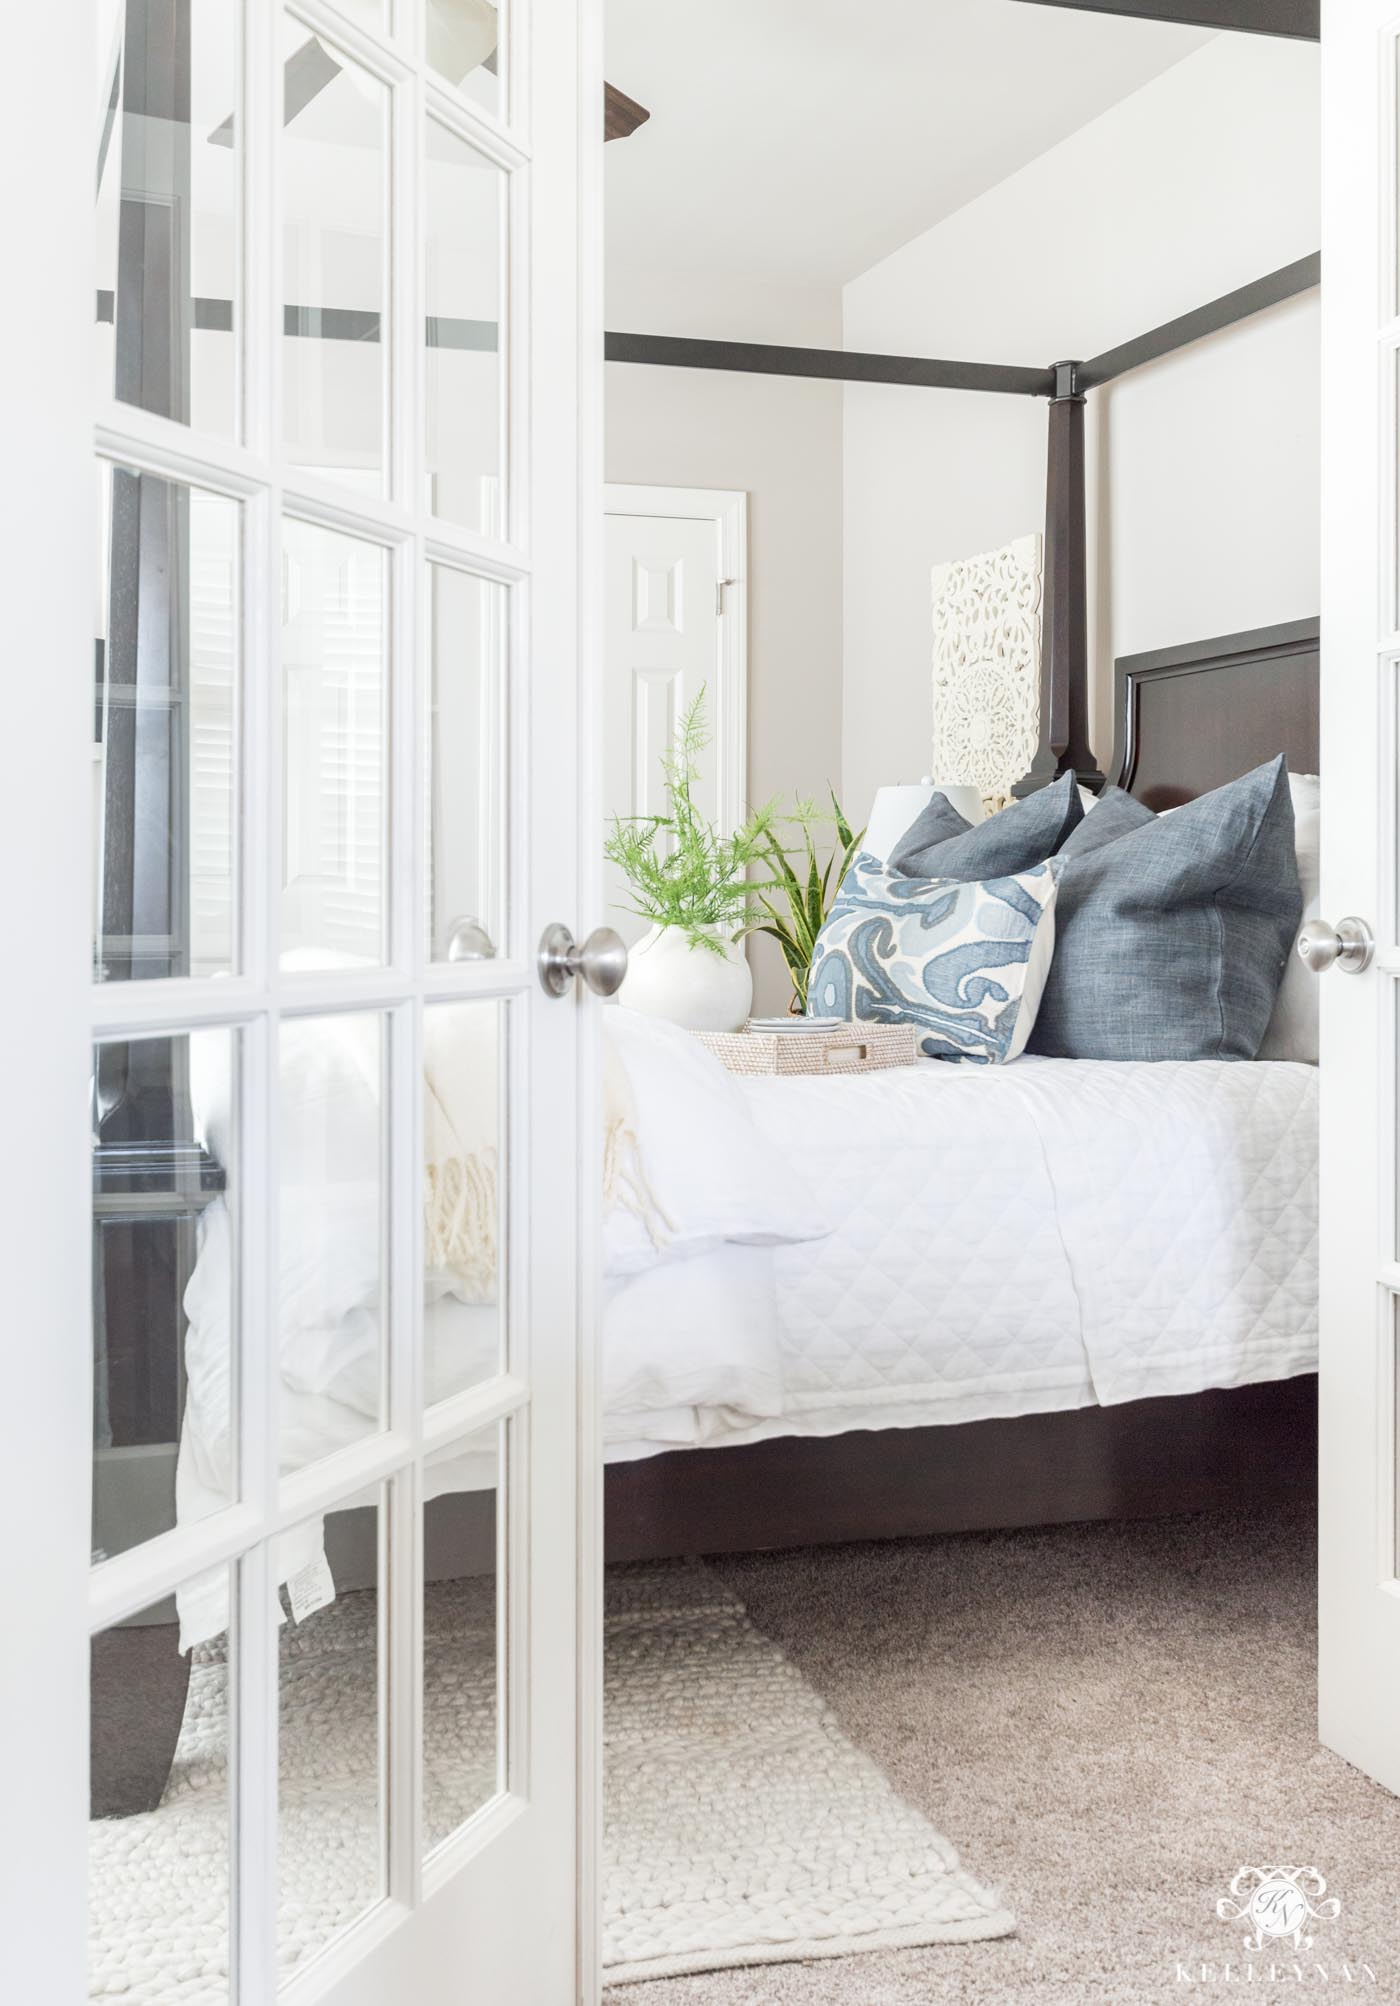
[423,1011,672,1302]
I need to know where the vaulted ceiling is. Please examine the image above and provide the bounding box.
[605,0,1213,291]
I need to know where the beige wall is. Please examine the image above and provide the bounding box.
[840,33,1320,826]
[605,273,844,1012]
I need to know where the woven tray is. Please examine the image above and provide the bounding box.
[695,1021,920,1077]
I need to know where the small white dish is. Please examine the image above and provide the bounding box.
[747,1016,846,1034]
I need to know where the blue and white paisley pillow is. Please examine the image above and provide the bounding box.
[806,853,1058,1064]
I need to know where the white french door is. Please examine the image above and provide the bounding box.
[1319,0,1400,1796]
[2,0,602,1999]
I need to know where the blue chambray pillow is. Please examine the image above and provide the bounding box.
[890,770,1083,879]
[1028,756,1301,1061]
[806,853,1058,1064]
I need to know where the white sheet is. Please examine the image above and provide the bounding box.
[175,1016,1317,1645]
[607,1053,1317,1459]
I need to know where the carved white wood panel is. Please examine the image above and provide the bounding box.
[931,533,1043,805]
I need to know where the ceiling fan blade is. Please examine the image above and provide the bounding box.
[209,36,342,146]
[605,81,650,142]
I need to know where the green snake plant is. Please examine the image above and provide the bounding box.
[753,793,866,1013]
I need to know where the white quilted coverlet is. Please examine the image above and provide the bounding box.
[619,1057,1317,1455]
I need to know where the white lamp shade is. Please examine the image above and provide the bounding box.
[863,780,985,862]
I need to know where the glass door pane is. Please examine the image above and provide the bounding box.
[281,519,388,968]
[92,1027,240,1564]
[425,0,505,119]
[424,1001,505,1402]
[96,0,242,439]
[422,1423,504,1855]
[427,565,506,960]
[278,1498,385,1978]
[89,1568,233,2004]
[424,118,506,536]
[279,1014,388,1474]
[95,463,240,984]
[282,17,390,494]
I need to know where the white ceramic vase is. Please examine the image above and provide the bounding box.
[618,924,753,1033]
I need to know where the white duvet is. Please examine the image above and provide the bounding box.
[176,1009,1317,1645]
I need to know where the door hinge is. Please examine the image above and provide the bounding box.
[716,577,737,615]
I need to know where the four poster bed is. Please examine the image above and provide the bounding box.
[599,237,1323,1563]
[605,617,1321,1561]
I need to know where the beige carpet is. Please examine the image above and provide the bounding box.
[610,1507,1400,2006]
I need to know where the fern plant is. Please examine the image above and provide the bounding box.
[605,692,779,953]
[753,793,866,1013]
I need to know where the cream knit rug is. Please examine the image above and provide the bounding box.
[89,1562,1011,1997]
[604,1561,1012,1983]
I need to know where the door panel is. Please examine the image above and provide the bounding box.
[603,500,740,947]
[81,0,594,2000]
[1319,0,1400,1796]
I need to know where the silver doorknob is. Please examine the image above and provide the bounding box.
[538,923,628,999]
[445,916,496,962]
[1297,916,1375,975]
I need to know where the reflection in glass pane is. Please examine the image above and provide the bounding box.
[423,1425,503,1855]
[281,518,387,967]
[92,1030,238,1566]
[424,1002,504,1403]
[428,566,506,958]
[279,1498,385,1980]
[96,0,241,438]
[425,118,506,536]
[280,1014,387,1474]
[96,463,239,983]
[426,0,503,118]
[282,18,389,493]
[89,1569,231,2003]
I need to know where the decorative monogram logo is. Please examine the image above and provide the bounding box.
[1216,1868,1342,1952]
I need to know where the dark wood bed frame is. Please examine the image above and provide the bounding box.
[605,616,1321,1563]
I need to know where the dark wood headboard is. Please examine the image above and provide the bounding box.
[1104,617,1319,810]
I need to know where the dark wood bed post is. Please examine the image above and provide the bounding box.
[1014,362,1106,797]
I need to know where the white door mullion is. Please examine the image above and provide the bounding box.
[88,1507,266,1635]
[95,410,271,499]
[419,1374,531,1454]
[233,1539,280,2006]
[290,0,413,90]
[420,522,532,581]
[422,79,530,175]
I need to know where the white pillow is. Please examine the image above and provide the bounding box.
[1258,773,1320,1064]
[602,1007,830,1275]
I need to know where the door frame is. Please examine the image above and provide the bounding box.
[577,0,607,1995]
[0,5,93,1996]
[1317,0,1400,1796]
[603,483,750,843]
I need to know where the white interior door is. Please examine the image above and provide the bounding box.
[602,486,747,944]
[1318,0,1400,1796]
[4,1,599,2000]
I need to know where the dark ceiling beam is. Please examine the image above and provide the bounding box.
[1012,0,1317,37]
[603,331,1055,398]
[1078,251,1319,388]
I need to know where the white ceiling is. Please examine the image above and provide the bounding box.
[605,0,1213,293]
